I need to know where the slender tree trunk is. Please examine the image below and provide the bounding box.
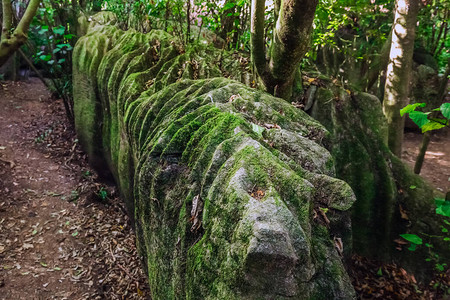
[414,132,431,174]
[250,0,318,100]
[382,0,419,157]
[366,31,392,92]
[186,0,191,44]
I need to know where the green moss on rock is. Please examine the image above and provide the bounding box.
[73,18,357,299]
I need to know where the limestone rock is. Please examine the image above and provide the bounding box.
[73,18,357,299]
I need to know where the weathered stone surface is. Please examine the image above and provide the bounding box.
[74,16,356,299]
[310,84,445,279]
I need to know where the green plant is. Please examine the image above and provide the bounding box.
[97,187,108,202]
[401,197,450,272]
[61,190,79,202]
[28,0,77,122]
[82,170,92,179]
[400,102,450,273]
[400,102,450,132]
[34,128,53,143]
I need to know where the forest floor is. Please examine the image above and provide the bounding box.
[0,78,151,299]
[0,78,449,299]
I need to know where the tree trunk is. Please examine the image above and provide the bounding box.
[413,58,449,174]
[382,0,419,157]
[366,31,392,92]
[0,0,41,67]
[414,131,431,174]
[251,0,318,100]
[219,0,236,43]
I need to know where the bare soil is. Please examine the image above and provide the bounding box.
[0,78,150,299]
[403,129,450,193]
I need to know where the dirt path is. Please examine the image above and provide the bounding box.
[0,79,150,299]
[403,129,450,193]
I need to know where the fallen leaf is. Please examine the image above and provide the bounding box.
[399,205,408,220]
[22,243,34,250]
[334,237,343,255]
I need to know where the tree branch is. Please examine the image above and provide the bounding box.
[0,0,41,67]
[2,0,13,41]
[15,0,41,37]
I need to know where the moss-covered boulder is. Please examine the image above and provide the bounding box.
[310,84,445,279]
[74,18,357,298]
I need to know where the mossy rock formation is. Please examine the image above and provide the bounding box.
[73,17,357,299]
[310,84,444,279]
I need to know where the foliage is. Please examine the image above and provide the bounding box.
[311,0,392,56]
[401,197,450,272]
[400,101,450,273]
[27,0,77,121]
[415,0,450,71]
[400,102,450,133]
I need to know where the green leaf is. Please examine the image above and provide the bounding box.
[377,267,383,276]
[409,111,430,128]
[38,27,48,35]
[409,185,416,190]
[39,54,51,62]
[440,103,450,119]
[408,243,417,251]
[40,262,48,267]
[400,103,426,116]
[421,121,446,133]
[223,2,236,10]
[435,198,450,217]
[72,231,79,237]
[53,25,65,35]
[400,233,423,245]
[436,264,445,272]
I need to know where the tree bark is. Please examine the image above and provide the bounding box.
[251,0,318,100]
[413,131,431,174]
[382,0,419,157]
[366,31,392,92]
[0,0,41,67]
